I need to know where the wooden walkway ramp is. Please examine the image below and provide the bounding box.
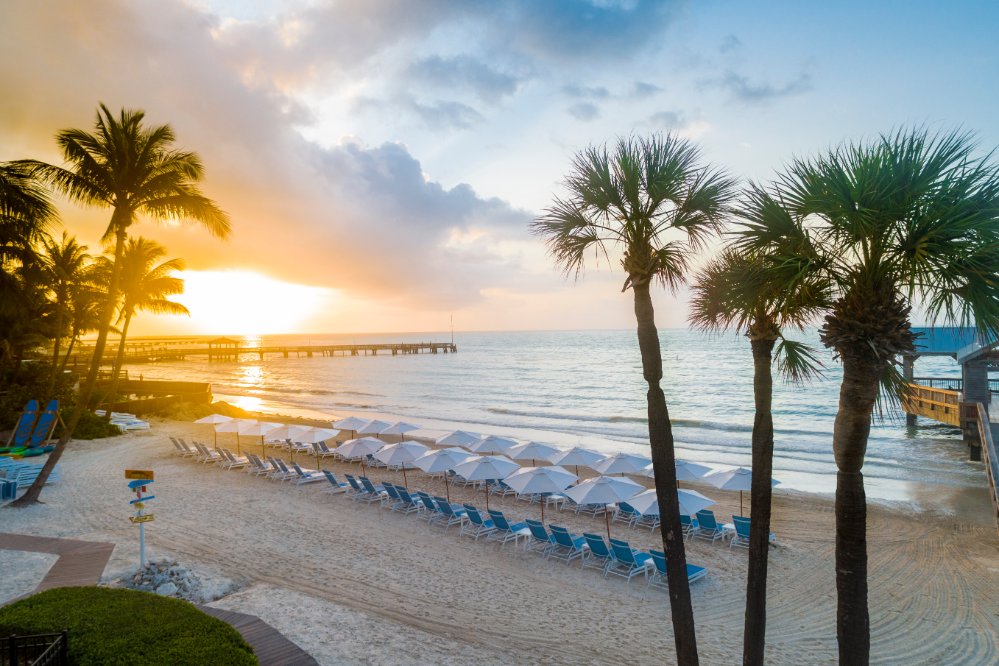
[0,532,316,665]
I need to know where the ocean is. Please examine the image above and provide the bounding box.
[123,329,985,509]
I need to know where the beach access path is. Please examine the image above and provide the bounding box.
[2,420,998,665]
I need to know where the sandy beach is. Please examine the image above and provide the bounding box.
[3,420,998,665]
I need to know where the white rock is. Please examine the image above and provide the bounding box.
[155,582,178,596]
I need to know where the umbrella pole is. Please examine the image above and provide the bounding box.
[316,447,321,471]
[213,430,218,452]
[485,483,489,511]
[402,466,408,489]
[541,496,545,524]
[740,490,744,517]
[236,433,241,457]
[261,436,265,461]
[445,473,450,502]
[605,510,611,541]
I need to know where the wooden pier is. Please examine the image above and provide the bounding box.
[68,340,457,365]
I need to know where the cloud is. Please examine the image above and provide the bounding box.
[562,83,610,99]
[631,81,663,98]
[568,102,600,121]
[719,34,743,54]
[710,70,813,103]
[649,110,685,127]
[407,98,484,130]
[406,55,522,104]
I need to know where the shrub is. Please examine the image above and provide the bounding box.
[69,411,122,440]
[0,587,257,665]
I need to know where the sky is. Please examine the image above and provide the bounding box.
[1,0,997,336]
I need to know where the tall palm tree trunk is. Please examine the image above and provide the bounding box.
[12,227,127,506]
[743,336,776,665]
[59,333,77,375]
[633,280,699,665]
[47,305,64,398]
[833,355,880,664]
[104,312,133,419]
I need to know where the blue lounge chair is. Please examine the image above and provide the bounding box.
[613,502,639,526]
[357,476,386,504]
[381,483,403,508]
[289,462,324,484]
[28,400,59,448]
[344,474,365,500]
[393,487,422,515]
[220,449,247,471]
[6,400,38,448]
[634,510,660,532]
[606,538,653,585]
[525,519,556,556]
[581,533,616,572]
[548,525,586,564]
[691,510,726,543]
[679,514,697,537]
[460,505,496,540]
[729,515,776,548]
[647,550,708,589]
[433,497,466,531]
[486,510,530,547]
[322,470,349,494]
[413,491,437,519]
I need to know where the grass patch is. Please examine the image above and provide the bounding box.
[0,587,256,665]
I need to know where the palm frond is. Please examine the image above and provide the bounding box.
[774,337,824,384]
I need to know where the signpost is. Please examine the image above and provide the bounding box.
[126,470,155,568]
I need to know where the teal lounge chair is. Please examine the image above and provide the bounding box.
[647,550,708,589]
[606,538,653,585]
[613,502,639,526]
[392,487,422,515]
[6,400,38,448]
[487,510,530,547]
[433,496,466,531]
[460,505,496,540]
[322,470,349,495]
[548,525,586,564]
[691,510,726,543]
[28,400,59,448]
[581,533,616,573]
[525,519,556,555]
[730,515,776,548]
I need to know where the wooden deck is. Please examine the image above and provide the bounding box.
[0,532,317,665]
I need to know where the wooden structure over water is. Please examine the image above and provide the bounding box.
[69,340,458,365]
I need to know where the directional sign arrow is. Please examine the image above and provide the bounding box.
[128,479,155,489]
[129,496,154,505]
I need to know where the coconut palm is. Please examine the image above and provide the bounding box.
[690,231,826,665]
[737,129,999,663]
[0,161,56,266]
[39,232,92,395]
[11,104,230,506]
[100,238,189,412]
[58,268,104,377]
[533,133,736,663]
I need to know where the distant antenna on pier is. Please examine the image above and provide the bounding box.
[450,314,454,345]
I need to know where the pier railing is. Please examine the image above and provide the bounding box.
[902,383,962,426]
[966,402,999,534]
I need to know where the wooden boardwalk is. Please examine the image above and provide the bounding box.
[0,532,317,665]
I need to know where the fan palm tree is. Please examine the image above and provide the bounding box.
[737,129,999,663]
[533,133,736,664]
[11,104,230,506]
[100,238,189,411]
[690,229,826,665]
[39,232,92,395]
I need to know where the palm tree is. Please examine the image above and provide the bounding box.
[737,129,999,663]
[690,230,825,665]
[39,232,92,395]
[533,133,736,664]
[58,274,103,377]
[11,104,230,506]
[100,238,189,411]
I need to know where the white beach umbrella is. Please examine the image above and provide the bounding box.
[702,466,779,516]
[264,424,312,462]
[372,440,430,487]
[548,446,604,476]
[627,488,716,518]
[335,437,386,470]
[640,459,713,482]
[507,441,560,466]
[332,416,370,439]
[292,427,340,468]
[412,447,475,501]
[380,421,423,438]
[215,418,255,455]
[194,413,232,449]
[467,435,520,455]
[435,430,482,448]
[357,419,393,436]
[503,465,577,521]
[238,421,284,459]
[592,452,652,476]
[452,455,521,510]
[564,475,644,539]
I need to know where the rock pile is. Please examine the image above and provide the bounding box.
[126,559,209,602]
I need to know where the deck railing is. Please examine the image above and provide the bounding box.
[1,631,68,666]
[902,384,962,426]
[966,402,999,534]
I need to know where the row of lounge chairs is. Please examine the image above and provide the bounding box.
[0,457,60,494]
[683,510,776,549]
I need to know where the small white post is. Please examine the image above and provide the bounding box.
[139,521,146,569]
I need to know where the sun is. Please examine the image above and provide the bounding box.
[165,270,332,335]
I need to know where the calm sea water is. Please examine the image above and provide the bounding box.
[124,329,984,508]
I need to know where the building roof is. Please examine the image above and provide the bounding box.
[911,326,997,362]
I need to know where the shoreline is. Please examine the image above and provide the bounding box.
[3,418,997,664]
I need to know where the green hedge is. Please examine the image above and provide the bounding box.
[0,587,257,665]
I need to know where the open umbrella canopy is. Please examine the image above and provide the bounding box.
[335,437,386,460]
[381,421,423,437]
[266,424,311,442]
[507,441,560,463]
[215,418,252,434]
[640,459,712,481]
[702,466,779,491]
[591,452,652,476]
[373,440,430,467]
[547,446,604,469]
[357,419,393,436]
[452,455,520,482]
[503,465,577,495]
[194,414,233,425]
[237,421,284,437]
[332,416,370,431]
[412,447,474,474]
[467,435,520,455]
[563,475,644,506]
[294,427,340,443]
[435,430,482,448]
[628,488,716,517]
